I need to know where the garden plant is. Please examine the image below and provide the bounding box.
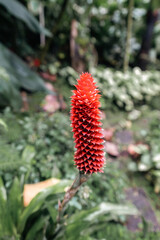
[0,0,160,239]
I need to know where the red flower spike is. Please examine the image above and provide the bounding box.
[70,72,105,174]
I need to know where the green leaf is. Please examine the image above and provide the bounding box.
[0,43,47,91]
[0,66,21,109]
[8,178,22,228]
[152,170,160,177]
[138,154,152,171]
[0,177,7,202]
[45,202,57,223]
[25,216,49,240]
[18,179,72,233]
[0,0,51,36]
[0,177,16,237]
[85,203,138,221]
[65,202,138,240]
[0,43,49,109]
[22,145,36,163]
[0,118,8,131]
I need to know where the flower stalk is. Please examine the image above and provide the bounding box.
[57,171,90,222]
[57,72,105,223]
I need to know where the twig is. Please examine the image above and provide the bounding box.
[123,0,134,72]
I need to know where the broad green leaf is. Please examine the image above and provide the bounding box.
[85,202,138,221]
[45,202,57,223]
[0,65,21,109]
[0,177,16,237]
[22,145,36,163]
[8,178,22,228]
[0,0,51,36]
[18,179,72,233]
[0,43,49,109]
[65,202,138,240]
[0,43,47,92]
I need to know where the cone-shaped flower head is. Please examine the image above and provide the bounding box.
[71,72,105,174]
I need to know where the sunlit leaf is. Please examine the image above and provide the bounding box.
[65,202,138,240]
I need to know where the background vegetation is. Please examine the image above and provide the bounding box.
[0,0,160,239]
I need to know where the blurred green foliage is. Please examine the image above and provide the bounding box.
[0,0,51,36]
[55,66,160,111]
[0,43,49,109]
[39,0,160,68]
[0,176,72,240]
[0,109,74,183]
[0,0,160,239]
[129,110,160,193]
[1,108,160,239]
[0,0,160,68]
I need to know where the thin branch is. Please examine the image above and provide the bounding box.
[39,2,45,47]
[40,0,69,63]
[123,0,134,72]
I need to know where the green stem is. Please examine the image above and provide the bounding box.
[40,0,69,63]
[123,0,134,72]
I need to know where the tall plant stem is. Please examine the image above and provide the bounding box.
[40,0,69,63]
[57,171,90,223]
[123,0,134,72]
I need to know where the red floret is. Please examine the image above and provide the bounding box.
[70,72,105,174]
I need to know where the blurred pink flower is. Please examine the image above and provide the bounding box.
[42,95,60,113]
[45,82,55,92]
